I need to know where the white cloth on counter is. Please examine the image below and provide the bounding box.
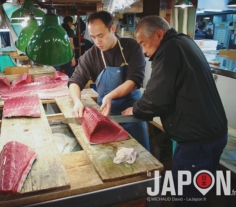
[113,147,137,164]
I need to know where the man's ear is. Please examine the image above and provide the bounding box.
[111,24,116,33]
[155,29,164,40]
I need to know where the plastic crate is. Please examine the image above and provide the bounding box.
[0,54,16,72]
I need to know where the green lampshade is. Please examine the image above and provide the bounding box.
[26,13,73,66]
[175,0,193,8]
[15,14,38,52]
[10,0,45,25]
[228,0,236,7]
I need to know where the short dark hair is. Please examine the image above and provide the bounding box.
[198,21,205,30]
[63,16,73,24]
[87,11,113,29]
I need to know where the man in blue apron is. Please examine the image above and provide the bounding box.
[68,11,150,151]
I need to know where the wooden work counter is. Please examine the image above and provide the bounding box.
[0,92,163,207]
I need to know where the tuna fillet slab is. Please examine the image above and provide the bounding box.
[82,107,129,144]
[0,141,37,193]
[0,77,11,93]
[3,94,41,117]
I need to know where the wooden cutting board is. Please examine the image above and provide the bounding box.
[0,101,70,199]
[55,95,163,181]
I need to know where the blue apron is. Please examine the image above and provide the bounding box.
[95,39,150,151]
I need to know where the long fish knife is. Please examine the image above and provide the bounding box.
[108,115,148,123]
[54,115,147,124]
[48,117,83,125]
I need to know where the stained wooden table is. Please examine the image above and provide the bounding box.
[0,94,163,207]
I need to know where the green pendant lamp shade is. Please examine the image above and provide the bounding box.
[228,0,236,7]
[11,0,45,25]
[175,0,193,8]
[15,13,38,52]
[26,11,73,66]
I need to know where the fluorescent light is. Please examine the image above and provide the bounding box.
[196,10,204,14]
[227,0,236,7]
[204,9,223,12]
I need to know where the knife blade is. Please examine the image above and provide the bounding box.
[49,115,147,125]
[109,115,148,123]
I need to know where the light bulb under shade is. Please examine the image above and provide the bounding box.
[26,14,73,66]
[10,1,45,25]
[175,0,193,7]
[227,0,236,7]
[15,19,38,52]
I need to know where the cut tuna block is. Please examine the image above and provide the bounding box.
[52,71,69,82]
[0,77,11,93]
[1,80,66,100]
[34,75,51,83]
[3,94,41,117]
[81,107,129,144]
[11,73,33,89]
[0,141,37,193]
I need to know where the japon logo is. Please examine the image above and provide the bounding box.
[147,170,232,196]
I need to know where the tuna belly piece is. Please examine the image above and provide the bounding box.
[82,107,129,144]
[3,94,41,117]
[11,73,33,89]
[0,77,11,93]
[0,141,37,193]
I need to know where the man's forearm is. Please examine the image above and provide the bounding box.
[69,83,82,103]
[107,80,137,100]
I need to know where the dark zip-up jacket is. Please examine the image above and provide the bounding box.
[133,28,227,145]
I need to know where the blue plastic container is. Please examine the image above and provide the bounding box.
[0,54,16,72]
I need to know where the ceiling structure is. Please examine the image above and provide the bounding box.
[1,0,144,15]
[0,0,102,15]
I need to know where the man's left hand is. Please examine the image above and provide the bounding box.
[71,57,76,67]
[121,107,133,115]
[100,94,112,116]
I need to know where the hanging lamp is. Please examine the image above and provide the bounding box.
[15,13,38,53]
[227,0,236,7]
[11,0,45,25]
[26,1,73,66]
[175,0,193,8]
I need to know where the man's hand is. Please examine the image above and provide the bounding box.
[121,107,133,115]
[71,57,76,67]
[72,100,84,117]
[100,94,112,116]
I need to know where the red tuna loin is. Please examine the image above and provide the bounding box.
[1,81,66,100]
[0,141,37,193]
[34,75,51,83]
[3,94,41,117]
[52,71,69,81]
[0,77,11,93]
[11,73,33,89]
[81,107,129,144]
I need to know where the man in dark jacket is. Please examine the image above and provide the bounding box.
[122,15,228,206]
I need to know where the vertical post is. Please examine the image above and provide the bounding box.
[160,0,167,18]
[77,4,81,57]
